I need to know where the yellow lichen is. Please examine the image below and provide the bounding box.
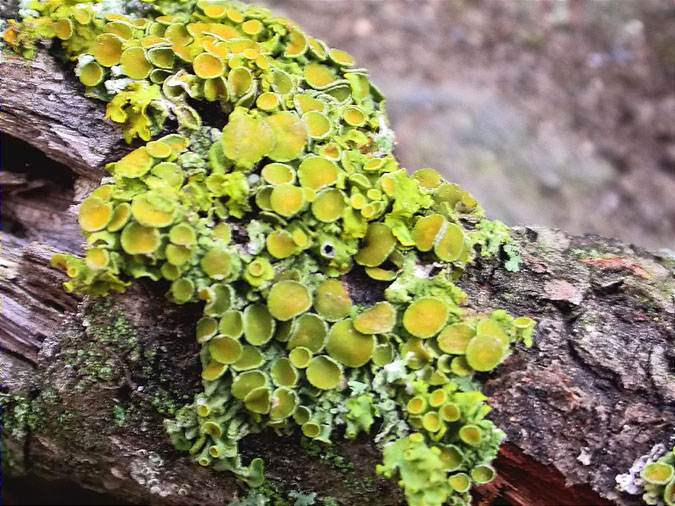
[13,1,535,502]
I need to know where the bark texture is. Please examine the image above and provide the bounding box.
[0,53,129,181]
[1,50,674,506]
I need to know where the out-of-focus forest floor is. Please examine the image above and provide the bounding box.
[266,0,675,250]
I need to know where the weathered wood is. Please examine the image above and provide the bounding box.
[470,229,675,505]
[0,52,128,181]
[1,50,673,506]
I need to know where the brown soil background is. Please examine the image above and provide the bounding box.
[264,0,675,250]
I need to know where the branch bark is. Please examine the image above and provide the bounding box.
[1,51,673,506]
[0,52,129,181]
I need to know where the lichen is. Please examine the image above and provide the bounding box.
[618,443,675,506]
[5,1,536,504]
[230,478,324,506]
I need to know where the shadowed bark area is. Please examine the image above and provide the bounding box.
[1,50,673,506]
[0,53,130,181]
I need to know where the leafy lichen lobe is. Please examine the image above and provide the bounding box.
[5,1,535,504]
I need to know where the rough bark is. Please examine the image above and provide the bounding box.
[0,53,132,181]
[1,50,673,506]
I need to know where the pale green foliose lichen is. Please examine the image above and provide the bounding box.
[618,444,675,506]
[5,1,537,504]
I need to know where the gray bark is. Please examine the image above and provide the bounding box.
[0,53,129,181]
[1,50,673,506]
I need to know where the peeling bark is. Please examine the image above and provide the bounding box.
[1,50,674,506]
[0,52,129,181]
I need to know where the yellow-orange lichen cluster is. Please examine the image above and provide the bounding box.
[5,2,534,504]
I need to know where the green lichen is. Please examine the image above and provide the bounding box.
[5,1,536,504]
[646,447,675,505]
[618,446,675,506]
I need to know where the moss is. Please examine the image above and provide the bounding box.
[59,300,140,389]
[1,437,13,475]
[298,437,382,499]
[0,393,41,440]
[230,478,297,506]
[230,476,343,506]
[300,439,353,474]
[322,498,341,506]
[112,402,127,428]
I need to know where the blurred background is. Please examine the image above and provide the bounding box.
[263,0,675,251]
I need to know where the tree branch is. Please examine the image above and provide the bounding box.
[1,50,673,506]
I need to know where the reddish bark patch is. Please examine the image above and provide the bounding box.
[582,256,652,280]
